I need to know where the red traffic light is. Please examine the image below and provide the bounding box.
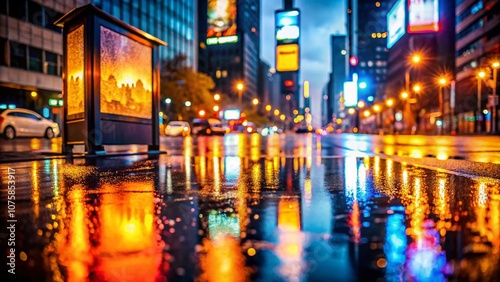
[349,56,358,66]
[284,80,294,87]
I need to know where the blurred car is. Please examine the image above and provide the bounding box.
[244,122,256,134]
[192,118,225,136]
[0,108,60,140]
[165,121,190,136]
[295,125,314,134]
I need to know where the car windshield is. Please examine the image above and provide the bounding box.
[169,122,185,127]
[193,121,208,127]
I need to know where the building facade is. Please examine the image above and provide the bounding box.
[356,0,389,104]
[385,0,455,134]
[0,0,196,127]
[198,0,260,105]
[329,35,348,123]
[455,0,500,134]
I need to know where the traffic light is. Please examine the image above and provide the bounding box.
[281,72,297,94]
[349,56,358,66]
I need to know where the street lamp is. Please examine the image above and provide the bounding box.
[185,101,191,107]
[413,84,421,93]
[214,93,221,101]
[199,109,206,117]
[236,82,244,105]
[477,71,486,133]
[357,101,365,108]
[274,109,280,116]
[401,91,409,100]
[348,108,356,115]
[492,61,499,133]
[438,77,448,135]
[213,105,219,112]
[265,105,272,112]
[386,98,394,107]
[252,98,259,106]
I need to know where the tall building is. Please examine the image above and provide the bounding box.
[329,35,348,122]
[455,0,500,134]
[0,0,196,126]
[198,0,260,104]
[356,0,389,104]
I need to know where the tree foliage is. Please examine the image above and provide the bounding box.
[160,55,215,121]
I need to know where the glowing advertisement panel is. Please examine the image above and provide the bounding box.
[408,0,439,33]
[223,109,241,120]
[343,81,358,108]
[100,27,152,119]
[387,0,405,48]
[276,10,300,44]
[67,25,84,116]
[207,0,238,45]
[276,44,299,72]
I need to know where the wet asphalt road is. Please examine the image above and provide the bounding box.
[0,133,499,281]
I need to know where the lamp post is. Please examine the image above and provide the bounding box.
[492,61,499,134]
[403,53,422,133]
[165,98,171,122]
[386,98,395,134]
[477,71,486,133]
[438,77,447,135]
[236,82,244,106]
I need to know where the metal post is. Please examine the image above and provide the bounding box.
[493,67,498,134]
[238,89,242,106]
[404,70,410,133]
[439,86,444,135]
[477,78,482,133]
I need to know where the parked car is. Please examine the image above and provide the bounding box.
[192,118,225,136]
[165,121,190,136]
[0,108,60,140]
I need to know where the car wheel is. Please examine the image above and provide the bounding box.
[3,126,15,140]
[45,127,55,139]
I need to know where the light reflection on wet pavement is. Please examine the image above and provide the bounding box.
[1,134,499,282]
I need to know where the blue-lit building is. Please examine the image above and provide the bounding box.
[0,0,196,127]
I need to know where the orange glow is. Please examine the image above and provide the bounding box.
[411,54,421,64]
[401,91,409,99]
[348,108,356,115]
[100,27,152,119]
[265,104,272,111]
[199,237,249,282]
[98,182,156,255]
[413,84,421,92]
[94,252,161,282]
[278,197,301,232]
[349,200,361,243]
[199,109,206,117]
[373,105,381,112]
[357,101,365,108]
[274,109,280,116]
[478,71,486,79]
[252,98,259,105]
[363,110,371,117]
[385,99,394,107]
[438,77,447,85]
[236,82,244,91]
[213,105,220,112]
[214,93,221,101]
[67,25,85,115]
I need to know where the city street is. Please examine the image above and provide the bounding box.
[1,133,499,281]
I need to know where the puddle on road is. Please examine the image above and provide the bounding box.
[1,155,499,282]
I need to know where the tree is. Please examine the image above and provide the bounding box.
[160,55,216,121]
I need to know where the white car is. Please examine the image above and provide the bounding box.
[0,108,60,140]
[165,121,190,136]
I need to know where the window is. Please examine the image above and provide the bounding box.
[16,112,40,120]
[457,1,483,24]
[28,0,43,26]
[28,46,42,72]
[0,38,6,66]
[44,7,63,32]
[45,51,57,75]
[10,42,27,69]
[457,19,483,40]
[9,0,26,20]
[0,0,7,15]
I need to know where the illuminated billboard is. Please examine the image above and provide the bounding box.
[276,44,299,72]
[223,109,241,120]
[408,0,439,33]
[276,10,300,44]
[387,0,405,48]
[343,81,358,108]
[207,0,238,45]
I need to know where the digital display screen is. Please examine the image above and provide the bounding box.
[223,109,241,120]
[207,0,237,44]
[276,44,299,72]
[408,0,439,33]
[276,10,300,43]
[343,81,358,108]
[387,0,406,48]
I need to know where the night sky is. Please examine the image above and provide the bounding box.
[261,0,346,126]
